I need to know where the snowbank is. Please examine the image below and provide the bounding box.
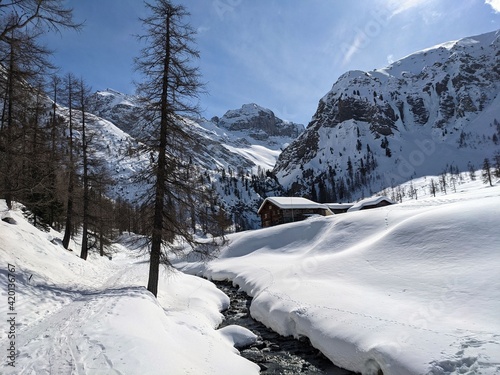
[178,180,500,375]
[347,195,395,211]
[0,201,259,374]
[218,325,258,349]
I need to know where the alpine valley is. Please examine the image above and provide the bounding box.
[80,29,499,230]
[87,92,304,230]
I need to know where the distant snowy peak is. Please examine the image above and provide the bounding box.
[311,29,500,134]
[90,89,303,168]
[91,91,304,145]
[95,89,137,107]
[215,103,304,139]
[91,90,141,137]
[86,92,301,229]
[275,29,500,201]
[383,29,500,78]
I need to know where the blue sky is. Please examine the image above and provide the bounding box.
[44,0,500,125]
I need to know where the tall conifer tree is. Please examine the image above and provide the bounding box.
[135,0,215,297]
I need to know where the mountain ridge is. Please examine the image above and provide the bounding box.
[274,29,500,202]
[86,91,302,229]
[83,29,500,229]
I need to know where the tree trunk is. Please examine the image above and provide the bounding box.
[62,76,74,250]
[3,35,16,210]
[99,230,104,257]
[80,79,89,260]
[62,179,73,249]
[147,13,171,297]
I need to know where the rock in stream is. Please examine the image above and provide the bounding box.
[214,280,357,375]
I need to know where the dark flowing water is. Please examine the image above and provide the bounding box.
[214,280,357,375]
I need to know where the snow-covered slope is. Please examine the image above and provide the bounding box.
[1,174,498,374]
[275,29,500,202]
[0,200,259,374]
[57,106,149,202]
[91,91,303,173]
[178,176,500,375]
[89,91,303,229]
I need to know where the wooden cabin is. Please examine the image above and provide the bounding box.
[258,197,333,228]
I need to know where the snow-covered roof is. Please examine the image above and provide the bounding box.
[325,203,354,210]
[258,197,330,214]
[347,196,395,212]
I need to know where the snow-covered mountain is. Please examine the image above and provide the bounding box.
[87,91,304,229]
[91,91,302,171]
[274,29,500,202]
[213,103,302,140]
[84,29,500,227]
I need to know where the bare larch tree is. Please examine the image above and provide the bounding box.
[135,0,218,297]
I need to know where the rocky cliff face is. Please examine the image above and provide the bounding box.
[215,103,303,141]
[275,29,500,202]
[90,89,142,137]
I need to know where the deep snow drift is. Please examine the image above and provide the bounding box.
[178,177,500,375]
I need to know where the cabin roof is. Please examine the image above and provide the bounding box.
[325,203,354,210]
[347,196,395,212]
[258,197,330,214]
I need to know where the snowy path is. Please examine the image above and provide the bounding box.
[9,291,126,374]
[0,260,134,374]
[0,208,259,375]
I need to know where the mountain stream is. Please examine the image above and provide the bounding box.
[213,280,357,375]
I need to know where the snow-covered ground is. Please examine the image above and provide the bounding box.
[1,175,499,374]
[178,177,500,375]
[0,202,259,374]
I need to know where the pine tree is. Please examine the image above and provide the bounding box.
[77,78,91,260]
[468,162,476,181]
[0,0,80,214]
[20,82,61,230]
[0,20,59,211]
[0,0,80,41]
[46,75,66,229]
[494,152,500,178]
[311,184,318,202]
[135,0,216,297]
[482,158,493,186]
[88,165,115,257]
[347,156,353,180]
[439,172,447,195]
[429,179,438,197]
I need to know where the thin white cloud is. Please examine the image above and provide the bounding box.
[485,0,500,12]
[386,0,433,17]
[197,26,210,34]
[341,33,365,66]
